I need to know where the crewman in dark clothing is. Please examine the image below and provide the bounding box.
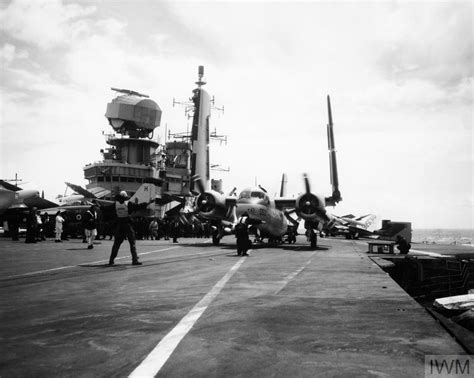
[83,205,98,249]
[162,218,170,240]
[25,208,38,243]
[108,191,152,266]
[9,213,20,241]
[395,235,411,255]
[235,213,250,256]
[171,219,181,243]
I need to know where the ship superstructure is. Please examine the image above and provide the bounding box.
[83,67,222,216]
[83,89,163,198]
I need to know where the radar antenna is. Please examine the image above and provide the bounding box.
[211,96,224,114]
[3,173,23,186]
[111,87,149,98]
[195,65,206,88]
[210,164,230,172]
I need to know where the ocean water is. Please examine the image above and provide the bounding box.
[413,229,474,246]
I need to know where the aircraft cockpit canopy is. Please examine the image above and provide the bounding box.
[238,190,251,199]
[238,190,270,204]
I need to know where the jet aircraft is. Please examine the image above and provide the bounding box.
[193,95,342,247]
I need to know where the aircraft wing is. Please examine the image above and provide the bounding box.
[23,196,59,209]
[0,180,22,191]
[65,182,110,199]
[88,187,111,199]
[92,198,115,207]
[274,197,297,210]
[341,214,355,219]
[165,202,185,217]
[157,193,185,206]
[346,225,377,238]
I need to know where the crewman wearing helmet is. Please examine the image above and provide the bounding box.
[108,190,152,266]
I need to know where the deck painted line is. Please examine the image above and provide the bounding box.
[274,256,314,295]
[136,246,180,257]
[409,249,446,257]
[5,265,78,278]
[139,248,220,258]
[5,246,180,279]
[128,256,248,378]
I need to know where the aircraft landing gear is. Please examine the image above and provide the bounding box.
[212,232,221,245]
[309,229,317,248]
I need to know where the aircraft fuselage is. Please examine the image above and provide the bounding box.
[235,188,288,239]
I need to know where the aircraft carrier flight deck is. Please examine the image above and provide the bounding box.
[1,236,470,377]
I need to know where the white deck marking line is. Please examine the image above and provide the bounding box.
[409,249,446,257]
[5,265,78,278]
[274,257,314,295]
[142,249,224,263]
[137,246,180,257]
[128,256,248,378]
[5,246,180,279]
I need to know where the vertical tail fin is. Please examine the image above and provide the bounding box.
[326,95,341,206]
[130,183,157,209]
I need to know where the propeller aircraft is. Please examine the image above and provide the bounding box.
[193,95,342,247]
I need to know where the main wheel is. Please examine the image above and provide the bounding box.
[310,231,317,248]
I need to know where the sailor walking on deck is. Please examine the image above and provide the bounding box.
[83,205,98,249]
[108,191,150,266]
[55,211,64,242]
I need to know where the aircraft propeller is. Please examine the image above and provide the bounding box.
[299,173,319,215]
[303,173,311,194]
[197,193,216,213]
[192,174,216,214]
[296,174,329,221]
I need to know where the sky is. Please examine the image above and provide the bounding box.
[0,0,472,229]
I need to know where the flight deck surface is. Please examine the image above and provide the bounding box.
[0,236,468,377]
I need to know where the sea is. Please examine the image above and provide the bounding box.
[413,229,474,246]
